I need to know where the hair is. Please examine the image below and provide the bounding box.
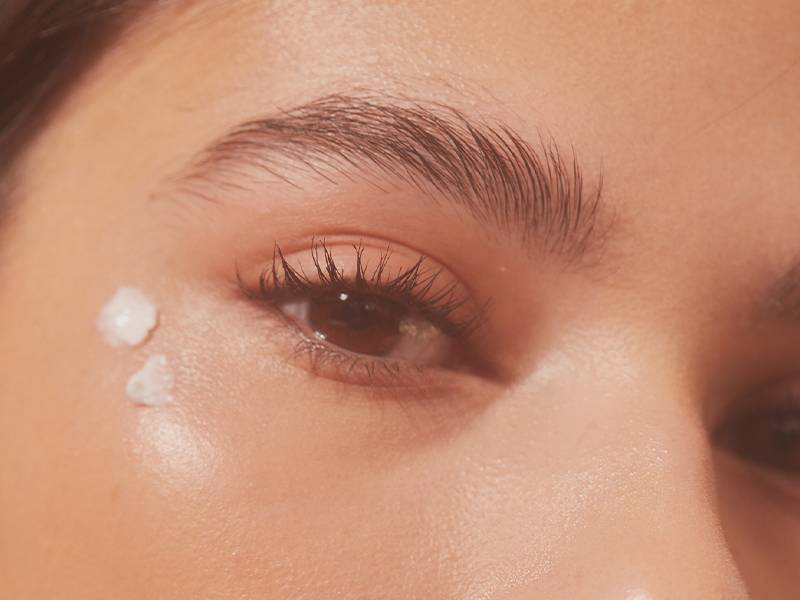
[0,0,152,171]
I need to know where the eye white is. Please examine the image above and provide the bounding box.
[387,317,451,363]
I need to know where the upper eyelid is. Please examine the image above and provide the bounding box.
[238,241,488,339]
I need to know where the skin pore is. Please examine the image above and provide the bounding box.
[1,1,799,598]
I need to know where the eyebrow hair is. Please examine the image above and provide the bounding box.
[179,94,606,259]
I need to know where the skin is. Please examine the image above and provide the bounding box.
[1,0,800,597]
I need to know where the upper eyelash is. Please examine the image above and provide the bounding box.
[251,239,488,338]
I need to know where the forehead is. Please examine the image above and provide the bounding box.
[173,0,800,121]
[131,2,797,223]
[60,0,800,249]
[151,0,800,165]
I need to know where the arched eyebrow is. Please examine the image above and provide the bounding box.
[175,93,607,260]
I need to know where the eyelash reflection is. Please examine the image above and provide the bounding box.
[238,240,489,386]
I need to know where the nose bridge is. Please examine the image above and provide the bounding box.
[563,431,749,599]
[497,381,751,600]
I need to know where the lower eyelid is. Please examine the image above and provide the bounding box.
[267,336,473,402]
[295,338,422,386]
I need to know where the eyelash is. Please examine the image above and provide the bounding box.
[238,239,487,385]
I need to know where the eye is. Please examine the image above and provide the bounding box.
[715,380,800,477]
[239,239,489,385]
[282,290,452,364]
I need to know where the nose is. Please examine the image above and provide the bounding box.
[483,374,751,599]
[536,428,750,599]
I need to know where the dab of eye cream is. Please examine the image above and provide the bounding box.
[97,287,158,347]
[127,355,174,406]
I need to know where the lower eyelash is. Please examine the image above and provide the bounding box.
[286,335,470,390]
[294,337,407,380]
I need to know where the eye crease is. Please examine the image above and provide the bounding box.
[237,239,491,386]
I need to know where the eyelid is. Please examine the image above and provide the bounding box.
[245,238,488,339]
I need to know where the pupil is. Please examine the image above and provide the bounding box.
[307,291,406,356]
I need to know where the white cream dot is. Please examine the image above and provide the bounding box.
[97,287,158,347]
[126,355,174,406]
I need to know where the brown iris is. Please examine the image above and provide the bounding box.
[307,291,407,356]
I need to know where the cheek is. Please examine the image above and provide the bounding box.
[0,274,573,598]
[114,298,608,598]
[48,287,490,596]
[0,263,685,598]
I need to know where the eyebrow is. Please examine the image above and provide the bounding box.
[177,94,606,259]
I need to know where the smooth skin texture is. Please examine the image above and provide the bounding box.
[1,1,800,598]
